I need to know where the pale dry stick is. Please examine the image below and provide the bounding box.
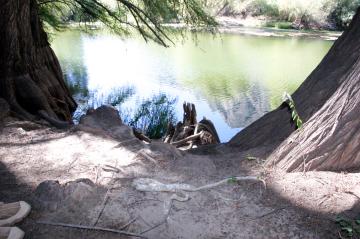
[102,164,123,174]
[238,206,289,221]
[139,151,157,163]
[92,160,119,226]
[140,219,164,235]
[131,149,157,163]
[94,165,101,185]
[128,198,163,207]
[338,231,345,239]
[37,221,146,238]
[66,158,79,172]
[119,217,138,230]
[254,206,288,219]
[138,214,152,227]
[318,195,331,206]
[187,123,200,150]
[189,176,266,192]
[92,194,110,226]
[171,131,204,147]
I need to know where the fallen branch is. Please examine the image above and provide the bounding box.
[170,131,204,147]
[133,128,151,143]
[254,206,288,219]
[140,220,165,235]
[191,176,266,192]
[119,217,138,230]
[238,206,289,221]
[187,123,200,149]
[91,194,110,226]
[92,162,119,226]
[37,221,146,238]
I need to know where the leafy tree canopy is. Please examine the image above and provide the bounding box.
[37,0,217,46]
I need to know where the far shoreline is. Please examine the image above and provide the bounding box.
[66,21,342,42]
[217,26,342,41]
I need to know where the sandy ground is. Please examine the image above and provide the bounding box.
[0,115,359,239]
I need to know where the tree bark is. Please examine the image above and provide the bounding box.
[229,8,360,171]
[0,0,76,122]
[268,67,360,171]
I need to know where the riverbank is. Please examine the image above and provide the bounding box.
[68,21,342,41]
[216,16,342,41]
[1,107,359,238]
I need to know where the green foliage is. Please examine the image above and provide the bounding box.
[38,2,68,31]
[244,0,279,17]
[203,0,360,30]
[246,154,258,161]
[263,21,293,29]
[71,88,177,139]
[128,94,177,139]
[283,92,303,129]
[66,81,89,98]
[227,177,238,184]
[336,216,360,238]
[37,0,217,46]
[275,21,293,29]
[328,0,360,29]
[107,87,135,107]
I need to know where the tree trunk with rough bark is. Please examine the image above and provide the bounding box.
[229,8,360,171]
[0,0,76,123]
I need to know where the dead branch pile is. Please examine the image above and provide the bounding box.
[163,102,220,149]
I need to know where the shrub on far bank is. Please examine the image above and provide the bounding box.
[203,0,360,30]
[263,21,294,29]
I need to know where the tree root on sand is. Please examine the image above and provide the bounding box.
[133,176,265,234]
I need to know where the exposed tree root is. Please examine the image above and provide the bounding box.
[38,110,71,129]
[37,221,146,238]
[132,176,265,193]
[132,176,265,234]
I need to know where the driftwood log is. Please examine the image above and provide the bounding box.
[164,102,220,149]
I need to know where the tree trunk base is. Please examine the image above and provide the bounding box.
[0,0,76,126]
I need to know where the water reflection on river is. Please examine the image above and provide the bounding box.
[52,30,333,142]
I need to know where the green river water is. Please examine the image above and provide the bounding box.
[52,29,334,142]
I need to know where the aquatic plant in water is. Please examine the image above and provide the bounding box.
[128,94,177,139]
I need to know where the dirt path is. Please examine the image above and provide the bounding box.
[0,115,359,238]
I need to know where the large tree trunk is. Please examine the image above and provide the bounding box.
[229,8,360,171]
[0,0,76,122]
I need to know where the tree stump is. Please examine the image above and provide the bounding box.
[164,102,220,149]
